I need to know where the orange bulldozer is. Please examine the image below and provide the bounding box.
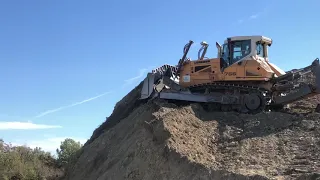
[140,35,320,113]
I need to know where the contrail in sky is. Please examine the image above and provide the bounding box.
[34,91,112,118]
[122,65,156,88]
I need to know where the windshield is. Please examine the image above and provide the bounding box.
[232,40,251,63]
[221,40,251,66]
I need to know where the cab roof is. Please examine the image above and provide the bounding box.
[224,35,272,45]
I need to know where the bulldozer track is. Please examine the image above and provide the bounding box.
[188,82,268,93]
[186,82,270,113]
[149,65,272,113]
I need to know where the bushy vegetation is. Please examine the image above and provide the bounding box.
[56,138,82,168]
[0,138,83,180]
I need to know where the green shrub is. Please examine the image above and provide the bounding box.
[0,139,71,180]
[56,138,82,168]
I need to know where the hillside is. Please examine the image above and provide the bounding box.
[63,82,320,180]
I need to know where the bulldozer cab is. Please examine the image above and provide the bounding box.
[219,36,272,70]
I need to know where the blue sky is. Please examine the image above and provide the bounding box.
[0,0,319,154]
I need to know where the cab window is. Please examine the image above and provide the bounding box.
[256,43,264,57]
[231,40,251,63]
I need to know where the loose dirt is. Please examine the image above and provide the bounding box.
[63,82,320,180]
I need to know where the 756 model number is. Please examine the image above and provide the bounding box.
[224,72,236,76]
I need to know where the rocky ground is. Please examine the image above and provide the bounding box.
[63,83,320,180]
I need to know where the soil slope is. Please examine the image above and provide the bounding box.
[64,83,320,180]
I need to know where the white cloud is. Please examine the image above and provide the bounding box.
[236,7,268,24]
[236,13,259,24]
[0,121,62,130]
[33,91,112,118]
[237,19,244,24]
[249,14,259,19]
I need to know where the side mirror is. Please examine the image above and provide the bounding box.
[216,42,221,49]
[216,42,222,58]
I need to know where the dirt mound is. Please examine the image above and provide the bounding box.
[64,83,320,180]
[86,81,145,146]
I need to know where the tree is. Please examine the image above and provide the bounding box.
[0,140,62,180]
[0,139,3,151]
[56,138,82,167]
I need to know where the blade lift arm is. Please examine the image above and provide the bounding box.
[177,40,193,75]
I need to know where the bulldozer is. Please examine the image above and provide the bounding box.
[140,35,320,113]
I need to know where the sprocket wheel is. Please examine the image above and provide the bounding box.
[243,92,265,114]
